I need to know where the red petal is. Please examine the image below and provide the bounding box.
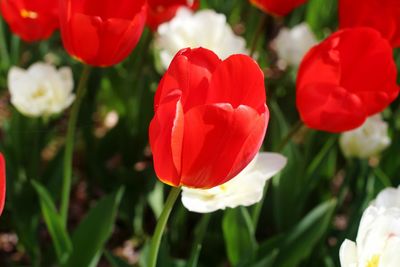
[250,0,306,16]
[297,83,366,132]
[337,28,399,115]
[339,0,400,47]
[149,93,184,187]
[297,28,399,132]
[180,104,268,188]
[155,47,221,111]
[0,154,5,215]
[207,54,266,113]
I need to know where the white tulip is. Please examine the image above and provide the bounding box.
[273,22,317,67]
[8,62,75,118]
[181,153,287,213]
[339,114,391,159]
[155,7,248,69]
[371,186,400,210]
[340,206,400,267]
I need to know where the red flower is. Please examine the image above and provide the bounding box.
[59,0,147,67]
[339,0,400,47]
[0,154,6,215]
[149,48,269,189]
[296,28,399,133]
[250,0,306,16]
[147,0,199,31]
[0,0,58,42]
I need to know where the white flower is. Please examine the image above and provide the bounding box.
[273,22,317,67]
[339,207,400,267]
[181,152,287,213]
[371,186,400,210]
[339,114,391,159]
[8,62,75,117]
[155,7,248,69]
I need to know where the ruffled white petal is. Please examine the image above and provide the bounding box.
[181,152,287,213]
[155,7,248,69]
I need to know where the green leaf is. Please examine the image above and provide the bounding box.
[31,180,72,264]
[223,207,258,266]
[64,187,124,267]
[274,199,337,267]
[306,0,338,39]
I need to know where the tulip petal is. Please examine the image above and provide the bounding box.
[68,13,100,63]
[252,152,287,179]
[207,54,266,113]
[297,83,366,132]
[0,154,5,215]
[155,47,221,111]
[149,92,184,187]
[337,28,399,115]
[180,103,268,188]
[339,239,358,267]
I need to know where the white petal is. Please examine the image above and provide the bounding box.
[155,7,248,70]
[252,152,287,180]
[339,239,358,267]
[7,61,75,117]
[181,152,286,213]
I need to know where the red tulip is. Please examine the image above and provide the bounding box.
[296,28,399,133]
[0,154,6,215]
[0,0,58,42]
[59,0,147,67]
[149,48,269,188]
[249,0,306,16]
[147,0,199,31]
[339,0,400,48]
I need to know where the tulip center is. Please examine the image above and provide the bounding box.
[366,255,380,267]
[32,87,46,99]
[20,9,38,19]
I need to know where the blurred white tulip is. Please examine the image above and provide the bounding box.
[339,114,391,159]
[155,7,248,69]
[340,206,400,267]
[273,22,317,67]
[181,152,287,213]
[8,62,75,117]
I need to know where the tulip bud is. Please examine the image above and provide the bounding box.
[59,0,147,66]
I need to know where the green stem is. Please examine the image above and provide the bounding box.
[148,186,181,267]
[60,64,92,226]
[250,14,268,56]
[187,213,211,267]
[0,18,10,69]
[276,120,304,152]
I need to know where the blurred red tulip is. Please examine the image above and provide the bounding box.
[296,28,399,133]
[250,0,306,16]
[339,0,400,48]
[59,0,147,67]
[0,154,6,215]
[0,0,58,42]
[147,0,199,31]
[149,48,269,189]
